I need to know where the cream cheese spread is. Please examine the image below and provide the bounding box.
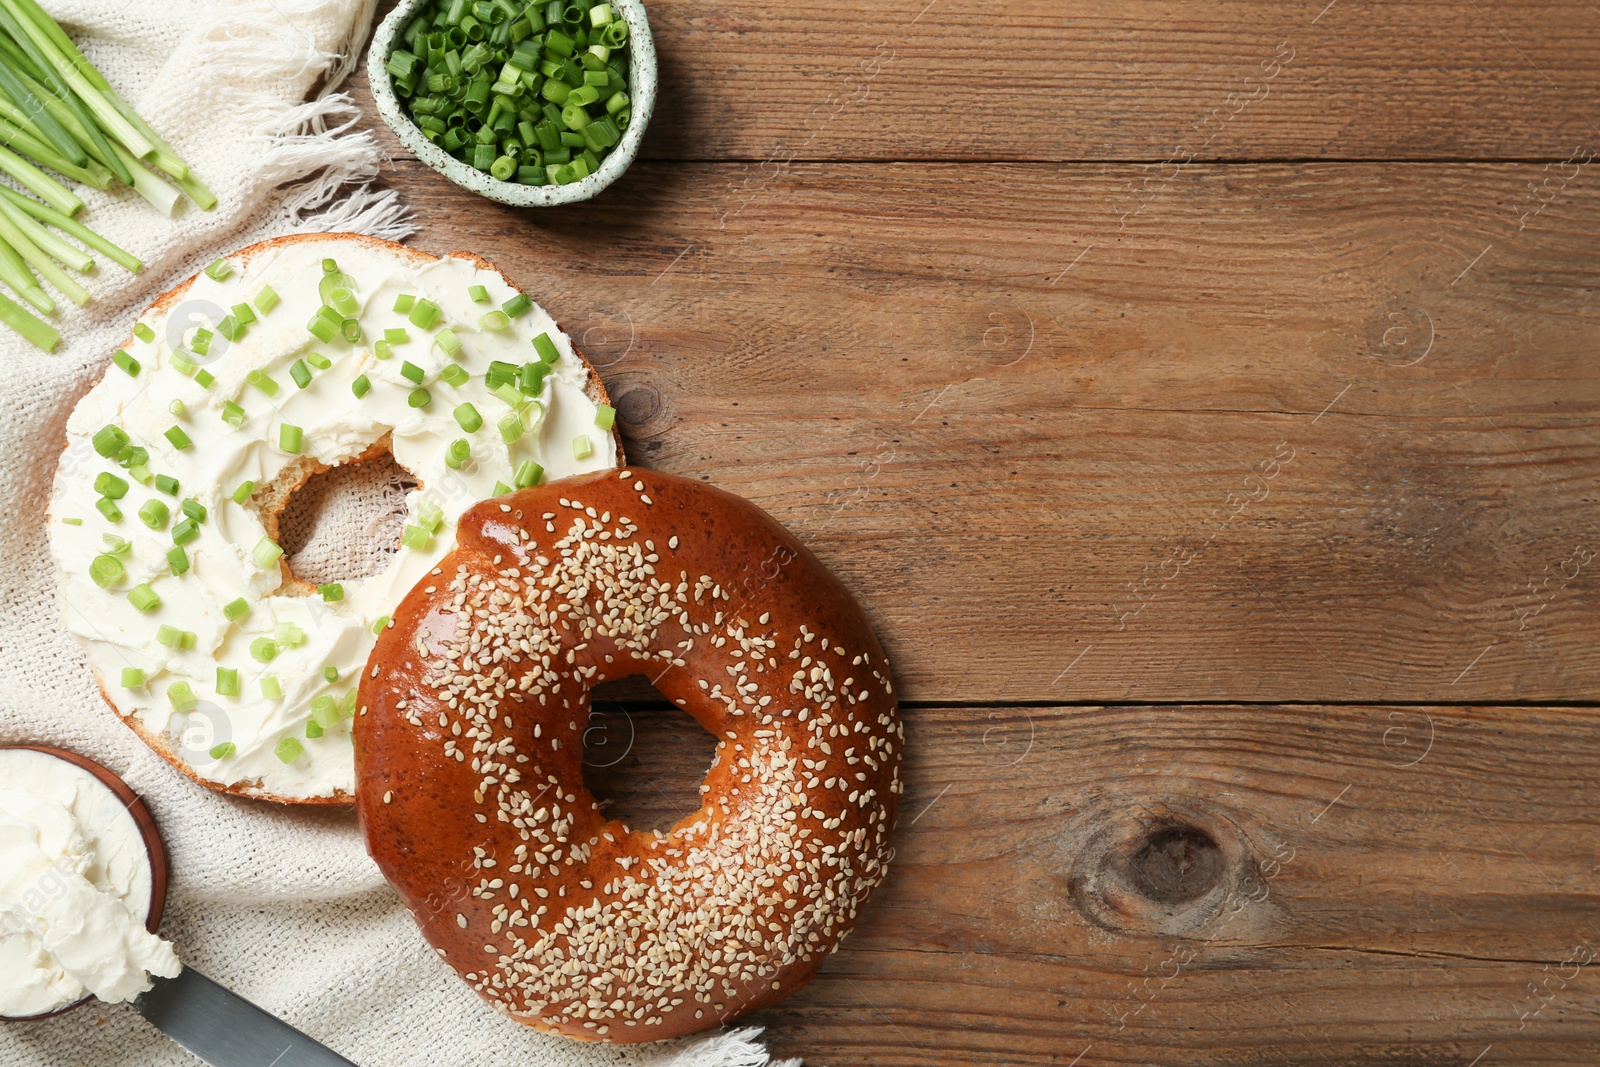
[0,748,179,1018]
[48,237,617,799]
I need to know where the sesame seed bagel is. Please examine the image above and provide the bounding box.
[355,468,903,1042]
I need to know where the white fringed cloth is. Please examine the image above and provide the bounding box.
[0,2,795,1066]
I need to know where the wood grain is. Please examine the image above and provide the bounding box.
[579,702,1600,1065]
[346,7,1600,1060]
[349,153,1600,705]
[365,0,1600,162]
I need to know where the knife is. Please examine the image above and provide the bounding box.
[131,968,359,1067]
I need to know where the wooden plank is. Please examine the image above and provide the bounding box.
[359,155,1600,704]
[579,702,1600,1065]
[361,0,1600,161]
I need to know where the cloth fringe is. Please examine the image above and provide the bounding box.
[203,0,414,243]
[666,1029,802,1067]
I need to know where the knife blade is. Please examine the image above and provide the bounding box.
[131,968,359,1067]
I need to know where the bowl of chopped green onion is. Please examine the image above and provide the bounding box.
[369,0,655,206]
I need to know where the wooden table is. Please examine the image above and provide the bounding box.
[350,2,1600,1062]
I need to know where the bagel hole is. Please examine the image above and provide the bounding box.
[277,447,417,588]
[583,677,717,835]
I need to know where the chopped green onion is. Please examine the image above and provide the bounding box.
[319,582,344,602]
[128,584,160,613]
[329,286,360,318]
[401,360,424,384]
[498,411,523,444]
[252,536,283,569]
[520,361,548,394]
[164,426,192,450]
[103,534,130,555]
[492,480,513,496]
[374,340,394,361]
[401,523,432,550]
[171,518,199,545]
[231,481,254,505]
[440,363,470,388]
[168,682,197,712]
[232,302,257,326]
[88,553,124,588]
[113,349,139,376]
[275,622,305,646]
[532,332,560,363]
[502,293,532,317]
[307,314,339,343]
[221,400,246,428]
[418,500,445,532]
[468,284,489,302]
[205,257,232,280]
[307,351,331,370]
[133,322,155,343]
[92,424,128,458]
[215,666,239,696]
[322,666,340,683]
[290,359,312,389]
[260,675,282,699]
[138,499,169,529]
[279,423,304,454]
[385,327,409,345]
[408,387,432,408]
[454,402,483,432]
[305,718,324,739]
[209,742,236,760]
[572,434,593,460]
[250,637,278,662]
[408,298,441,329]
[223,597,250,621]
[95,497,122,522]
[167,546,188,574]
[94,471,128,498]
[182,499,206,523]
[478,309,510,331]
[514,459,543,488]
[155,474,180,496]
[60,516,82,525]
[371,615,391,635]
[275,737,304,763]
[156,624,186,648]
[255,285,280,313]
[312,697,342,732]
[121,667,145,688]
[352,374,372,398]
[392,293,415,313]
[595,403,616,430]
[246,369,279,397]
[446,438,470,468]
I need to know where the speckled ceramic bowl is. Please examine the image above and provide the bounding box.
[368,0,656,207]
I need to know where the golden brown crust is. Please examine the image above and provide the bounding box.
[356,468,903,1042]
[56,232,623,806]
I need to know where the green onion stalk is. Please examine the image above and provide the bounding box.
[0,0,214,349]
